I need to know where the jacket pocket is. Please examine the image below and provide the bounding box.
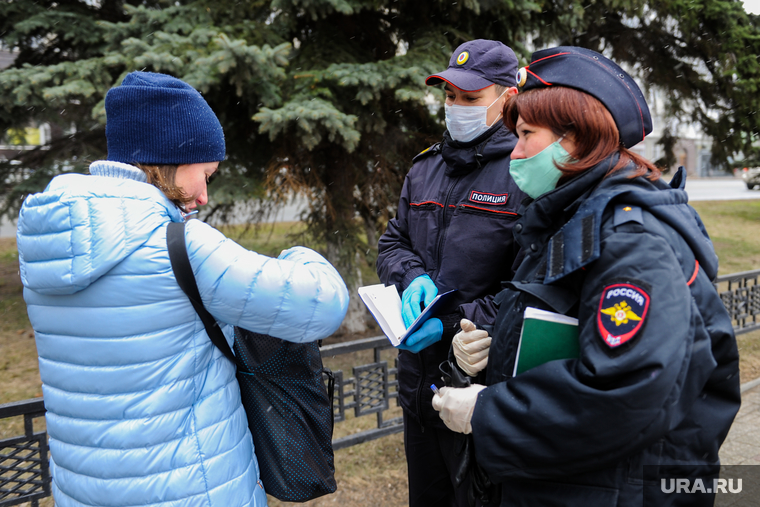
[457,203,520,219]
[396,350,421,418]
[408,203,443,271]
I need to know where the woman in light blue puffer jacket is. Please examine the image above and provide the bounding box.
[16,71,349,507]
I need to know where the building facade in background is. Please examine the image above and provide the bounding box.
[629,88,727,177]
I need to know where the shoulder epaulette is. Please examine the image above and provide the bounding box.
[412,143,441,163]
[612,204,643,228]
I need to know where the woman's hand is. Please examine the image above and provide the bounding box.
[452,319,491,376]
[432,384,487,434]
[401,275,438,327]
[396,318,443,353]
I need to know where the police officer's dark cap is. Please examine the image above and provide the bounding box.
[426,40,518,91]
[516,46,653,148]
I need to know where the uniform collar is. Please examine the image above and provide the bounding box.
[516,155,616,251]
[440,124,517,176]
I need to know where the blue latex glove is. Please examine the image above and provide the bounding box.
[397,318,443,353]
[401,274,438,327]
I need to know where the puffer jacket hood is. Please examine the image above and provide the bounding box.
[18,161,182,295]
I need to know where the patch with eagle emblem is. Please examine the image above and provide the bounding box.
[597,283,650,348]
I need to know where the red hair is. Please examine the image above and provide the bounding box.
[503,87,660,181]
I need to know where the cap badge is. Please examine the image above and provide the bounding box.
[516,67,528,87]
[456,51,469,65]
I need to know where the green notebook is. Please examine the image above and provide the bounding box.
[513,307,580,376]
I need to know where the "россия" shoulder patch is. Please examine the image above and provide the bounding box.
[597,282,650,348]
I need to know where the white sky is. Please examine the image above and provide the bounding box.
[743,0,760,14]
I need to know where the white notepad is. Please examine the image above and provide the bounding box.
[358,284,457,346]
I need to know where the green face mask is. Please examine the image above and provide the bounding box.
[509,140,571,199]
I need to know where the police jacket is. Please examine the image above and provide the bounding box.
[17,161,349,507]
[377,124,526,427]
[471,157,741,506]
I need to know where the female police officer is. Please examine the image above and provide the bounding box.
[432,46,741,506]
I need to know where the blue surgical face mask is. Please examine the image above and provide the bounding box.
[445,89,508,143]
[509,139,571,199]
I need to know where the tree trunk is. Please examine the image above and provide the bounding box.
[323,156,368,338]
[338,251,369,336]
[340,282,368,336]
[324,243,369,337]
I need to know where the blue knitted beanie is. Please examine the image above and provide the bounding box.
[105,71,225,165]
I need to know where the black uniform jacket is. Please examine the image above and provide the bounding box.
[472,158,741,506]
[377,124,526,427]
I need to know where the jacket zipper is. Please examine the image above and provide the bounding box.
[416,177,459,430]
[431,177,459,281]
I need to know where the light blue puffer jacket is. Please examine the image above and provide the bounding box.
[16,161,349,507]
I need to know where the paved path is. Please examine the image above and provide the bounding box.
[720,380,760,465]
[683,177,760,202]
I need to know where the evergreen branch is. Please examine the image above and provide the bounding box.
[254,98,360,152]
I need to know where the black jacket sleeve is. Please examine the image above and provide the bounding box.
[458,295,498,327]
[376,173,427,291]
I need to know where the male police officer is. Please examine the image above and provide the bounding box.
[376,40,526,507]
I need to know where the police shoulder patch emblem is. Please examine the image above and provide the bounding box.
[597,283,650,348]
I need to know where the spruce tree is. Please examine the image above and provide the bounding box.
[2,0,760,332]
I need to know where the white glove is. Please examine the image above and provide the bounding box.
[452,319,491,376]
[431,384,486,434]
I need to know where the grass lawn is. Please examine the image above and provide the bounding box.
[691,200,760,275]
[691,200,760,385]
[1,199,759,507]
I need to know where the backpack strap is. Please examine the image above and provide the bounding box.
[166,221,236,363]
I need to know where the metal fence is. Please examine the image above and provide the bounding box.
[0,399,49,507]
[714,269,760,335]
[323,336,400,450]
[2,268,760,506]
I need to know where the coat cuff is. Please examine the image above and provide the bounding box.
[401,267,427,292]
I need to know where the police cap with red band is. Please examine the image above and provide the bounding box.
[426,39,518,92]
[515,46,653,148]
